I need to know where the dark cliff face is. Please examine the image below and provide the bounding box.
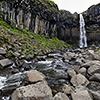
[1,0,100,42]
[0,0,79,41]
[83,3,100,42]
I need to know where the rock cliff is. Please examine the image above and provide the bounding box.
[0,0,79,41]
[83,3,100,42]
[0,0,100,42]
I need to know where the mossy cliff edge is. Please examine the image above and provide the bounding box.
[0,0,100,43]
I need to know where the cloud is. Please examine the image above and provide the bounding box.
[52,0,100,13]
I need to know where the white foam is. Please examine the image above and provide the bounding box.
[0,76,6,89]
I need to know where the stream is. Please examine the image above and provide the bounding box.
[0,53,72,100]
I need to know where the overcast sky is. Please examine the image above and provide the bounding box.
[52,0,100,13]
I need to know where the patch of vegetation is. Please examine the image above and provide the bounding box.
[0,17,71,56]
[34,0,58,13]
[6,50,12,58]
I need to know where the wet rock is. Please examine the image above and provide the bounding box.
[88,64,100,75]
[71,87,93,100]
[19,55,26,59]
[12,81,53,100]
[78,67,86,76]
[71,74,89,87]
[0,59,13,68]
[67,68,76,78]
[0,47,6,55]
[26,54,34,61]
[36,56,46,61]
[26,70,45,83]
[62,84,75,94]
[47,54,55,58]
[54,92,70,100]
[89,73,100,81]
[11,69,19,74]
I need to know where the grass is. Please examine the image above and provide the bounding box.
[0,18,71,56]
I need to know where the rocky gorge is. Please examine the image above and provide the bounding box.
[0,0,100,42]
[0,45,100,100]
[0,0,100,100]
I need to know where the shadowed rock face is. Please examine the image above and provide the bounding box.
[0,0,100,42]
[82,3,100,42]
[0,0,79,41]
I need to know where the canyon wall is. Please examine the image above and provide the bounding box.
[0,0,79,41]
[0,0,100,42]
[83,3,100,42]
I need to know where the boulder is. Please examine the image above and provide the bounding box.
[93,50,100,60]
[54,92,70,100]
[75,58,82,64]
[72,65,80,73]
[67,68,76,78]
[88,64,100,75]
[89,90,100,100]
[87,50,94,60]
[87,81,100,100]
[0,59,13,68]
[26,70,45,83]
[87,50,94,55]
[78,67,86,76]
[71,74,89,87]
[0,47,6,55]
[62,84,75,94]
[81,60,100,68]
[89,73,100,81]
[71,88,93,100]
[12,81,53,100]
[67,52,75,60]
[13,52,20,57]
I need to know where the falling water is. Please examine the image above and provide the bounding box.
[79,14,87,48]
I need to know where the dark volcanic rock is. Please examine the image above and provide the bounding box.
[0,0,79,41]
[0,59,13,68]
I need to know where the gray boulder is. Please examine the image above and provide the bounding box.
[71,74,89,87]
[0,59,13,68]
[78,67,86,76]
[67,68,76,78]
[12,81,53,100]
[0,47,6,55]
[71,87,93,100]
[62,84,75,94]
[26,70,45,83]
[88,64,100,75]
[54,92,70,100]
[89,73,100,81]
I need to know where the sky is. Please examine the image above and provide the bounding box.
[52,0,100,13]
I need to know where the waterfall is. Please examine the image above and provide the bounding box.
[79,14,87,48]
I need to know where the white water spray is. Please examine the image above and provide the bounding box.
[79,14,87,48]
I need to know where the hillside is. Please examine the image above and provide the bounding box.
[0,17,70,59]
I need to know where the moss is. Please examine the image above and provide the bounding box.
[0,17,70,56]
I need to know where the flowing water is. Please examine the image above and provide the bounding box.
[79,14,87,48]
[0,53,71,100]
